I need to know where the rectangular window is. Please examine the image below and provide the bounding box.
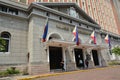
[49,0,53,2]
[19,0,26,3]
[2,6,7,12]
[36,0,41,2]
[60,0,63,2]
[8,8,18,15]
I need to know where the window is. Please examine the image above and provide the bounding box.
[70,20,72,23]
[79,23,81,26]
[49,0,53,2]
[0,32,11,52]
[0,5,18,15]
[8,8,18,15]
[46,12,50,17]
[36,0,42,2]
[19,0,26,3]
[59,16,62,20]
[1,6,7,12]
[60,0,63,2]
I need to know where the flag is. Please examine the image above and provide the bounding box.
[90,31,96,44]
[42,19,48,42]
[105,34,111,49]
[72,26,80,46]
[73,26,77,36]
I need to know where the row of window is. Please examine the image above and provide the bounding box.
[0,5,18,15]
[45,11,96,30]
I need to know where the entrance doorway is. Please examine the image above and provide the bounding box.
[92,50,99,66]
[74,48,84,68]
[49,46,63,70]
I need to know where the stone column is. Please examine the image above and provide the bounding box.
[65,47,76,71]
[99,50,108,67]
[87,49,95,68]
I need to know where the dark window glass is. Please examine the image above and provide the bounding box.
[79,23,81,26]
[8,8,18,15]
[19,0,26,3]
[0,32,10,52]
[1,33,9,38]
[46,12,50,17]
[2,6,7,12]
[70,20,72,23]
[59,16,62,20]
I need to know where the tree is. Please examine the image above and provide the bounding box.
[112,46,120,56]
[0,37,6,51]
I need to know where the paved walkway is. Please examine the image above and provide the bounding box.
[18,65,120,80]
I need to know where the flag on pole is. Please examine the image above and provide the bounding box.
[105,34,111,49]
[73,26,77,36]
[72,26,80,46]
[42,18,48,42]
[90,31,96,44]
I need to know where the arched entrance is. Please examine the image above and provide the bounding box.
[48,33,64,70]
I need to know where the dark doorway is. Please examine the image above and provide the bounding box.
[92,50,99,66]
[49,46,62,70]
[74,48,84,68]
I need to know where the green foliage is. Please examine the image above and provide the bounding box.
[112,46,120,56]
[6,68,20,74]
[108,60,120,65]
[0,71,9,77]
[0,37,6,51]
[0,68,20,77]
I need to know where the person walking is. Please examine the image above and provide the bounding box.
[60,61,65,71]
[85,59,89,68]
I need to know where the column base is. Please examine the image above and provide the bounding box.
[66,62,76,71]
[28,62,50,75]
[101,59,108,67]
[88,60,95,68]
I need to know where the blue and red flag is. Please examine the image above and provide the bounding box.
[72,26,80,46]
[42,19,48,42]
[105,34,111,49]
[90,31,96,44]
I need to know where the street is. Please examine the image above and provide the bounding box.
[34,66,120,80]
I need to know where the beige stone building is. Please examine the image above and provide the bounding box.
[0,0,120,75]
[12,0,120,35]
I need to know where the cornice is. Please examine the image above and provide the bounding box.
[28,3,100,29]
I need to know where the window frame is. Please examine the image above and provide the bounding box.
[0,32,11,54]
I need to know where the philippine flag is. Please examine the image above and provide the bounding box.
[42,19,48,42]
[72,26,80,46]
[105,34,111,49]
[90,31,96,44]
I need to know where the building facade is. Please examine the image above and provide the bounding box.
[110,0,120,34]
[13,0,120,35]
[0,0,120,75]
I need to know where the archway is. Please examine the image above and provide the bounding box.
[47,32,64,70]
[47,32,64,41]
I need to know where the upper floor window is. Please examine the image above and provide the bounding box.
[19,0,26,3]
[0,5,18,15]
[49,0,53,2]
[0,32,11,52]
[60,0,64,2]
[36,0,43,2]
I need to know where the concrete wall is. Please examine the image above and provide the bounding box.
[0,14,28,64]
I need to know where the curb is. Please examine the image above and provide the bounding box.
[17,66,118,80]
